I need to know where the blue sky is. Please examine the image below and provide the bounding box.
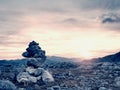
[0,0,120,59]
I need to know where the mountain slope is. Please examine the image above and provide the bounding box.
[96,52,120,62]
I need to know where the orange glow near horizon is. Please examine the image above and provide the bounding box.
[0,10,120,60]
[0,26,119,60]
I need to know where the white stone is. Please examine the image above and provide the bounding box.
[115,77,120,87]
[42,70,54,83]
[17,72,37,84]
[34,67,45,76]
[98,87,107,90]
[26,66,36,74]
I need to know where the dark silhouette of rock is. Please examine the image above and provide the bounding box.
[22,41,46,60]
[96,52,120,62]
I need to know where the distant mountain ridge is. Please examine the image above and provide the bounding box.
[0,51,120,64]
[0,56,79,69]
[95,51,120,62]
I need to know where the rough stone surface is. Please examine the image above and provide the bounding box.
[22,41,46,60]
[114,77,120,87]
[1,56,120,90]
[17,72,37,84]
[27,58,45,68]
[0,80,16,90]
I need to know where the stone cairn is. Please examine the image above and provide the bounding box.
[22,41,46,60]
[16,41,54,87]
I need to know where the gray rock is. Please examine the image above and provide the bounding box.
[27,58,45,68]
[17,72,37,84]
[114,77,120,87]
[17,88,25,90]
[33,67,45,77]
[42,70,54,83]
[98,87,107,90]
[52,85,61,90]
[0,80,16,90]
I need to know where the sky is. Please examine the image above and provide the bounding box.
[0,0,120,59]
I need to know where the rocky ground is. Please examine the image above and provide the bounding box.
[0,58,120,90]
[46,61,120,90]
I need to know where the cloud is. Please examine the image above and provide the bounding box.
[100,13,120,23]
[0,0,72,13]
[0,10,27,35]
[0,34,27,48]
[0,9,29,49]
[97,13,120,31]
[73,0,120,10]
[61,18,79,23]
[0,0,120,59]
[59,18,80,27]
[1,0,120,14]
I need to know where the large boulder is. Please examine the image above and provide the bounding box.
[0,80,16,90]
[42,70,54,83]
[114,77,120,87]
[17,67,54,85]
[17,72,37,84]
